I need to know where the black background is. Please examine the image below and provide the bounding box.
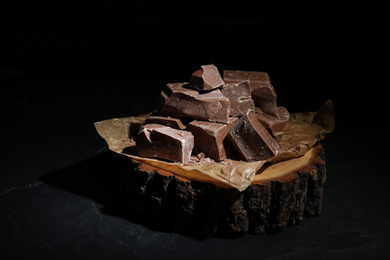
[1,1,390,259]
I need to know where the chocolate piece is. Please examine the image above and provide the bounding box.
[228,110,279,161]
[158,83,230,123]
[145,115,186,130]
[223,70,271,89]
[223,70,277,116]
[221,81,255,116]
[190,64,225,91]
[186,117,238,161]
[255,106,290,141]
[136,124,194,164]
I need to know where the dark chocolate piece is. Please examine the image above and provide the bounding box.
[223,70,277,116]
[186,117,238,161]
[145,115,186,130]
[158,83,230,123]
[228,110,279,161]
[136,124,194,164]
[221,81,255,116]
[255,106,290,141]
[190,64,225,91]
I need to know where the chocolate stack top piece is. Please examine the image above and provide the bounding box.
[159,83,230,123]
[136,64,289,164]
[224,70,271,86]
[223,70,277,116]
[221,81,255,117]
[144,115,186,130]
[190,64,225,91]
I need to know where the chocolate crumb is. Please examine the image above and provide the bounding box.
[220,159,235,166]
[179,153,215,166]
[196,152,206,159]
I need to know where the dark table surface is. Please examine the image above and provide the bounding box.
[1,9,390,259]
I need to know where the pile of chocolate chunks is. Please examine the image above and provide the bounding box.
[136,64,289,164]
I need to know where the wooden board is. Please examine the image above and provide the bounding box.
[117,143,326,238]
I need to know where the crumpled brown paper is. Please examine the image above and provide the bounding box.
[94,100,334,191]
[272,99,334,162]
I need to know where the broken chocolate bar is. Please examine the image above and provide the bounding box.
[223,70,271,90]
[136,124,194,164]
[221,81,255,116]
[228,110,279,161]
[158,83,230,123]
[189,64,225,91]
[186,117,238,161]
[223,70,277,116]
[255,106,290,141]
[145,115,186,130]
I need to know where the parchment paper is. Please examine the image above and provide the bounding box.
[94,100,334,191]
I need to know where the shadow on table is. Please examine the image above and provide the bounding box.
[39,151,175,235]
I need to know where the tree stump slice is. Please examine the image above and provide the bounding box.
[117,143,326,238]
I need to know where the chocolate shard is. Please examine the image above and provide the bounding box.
[136,124,194,164]
[186,117,238,161]
[190,64,225,91]
[221,81,255,116]
[255,106,290,141]
[223,70,277,116]
[228,110,279,161]
[158,83,230,123]
[145,115,186,130]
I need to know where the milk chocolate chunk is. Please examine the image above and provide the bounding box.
[228,110,279,161]
[190,64,225,91]
[186,117,238,161]
[145,115,186,130]
[158,83,230,123]
[221,81,255,116]
[223,70,277,116]
[255,106,290,141]
[136,124,194,164]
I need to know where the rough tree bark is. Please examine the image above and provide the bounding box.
[115,143,326,238]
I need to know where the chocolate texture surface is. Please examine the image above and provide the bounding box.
[255,106,290,140]
[228,110,279,161]
[223,70,277,116]
[136,124,194,164]
[186,117,238,161]
[221,81,255,116]
[145,115,186,130]
[158,83,230,123]
[190,64,225,91]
